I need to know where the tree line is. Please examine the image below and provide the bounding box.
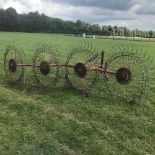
[0,7,155,38]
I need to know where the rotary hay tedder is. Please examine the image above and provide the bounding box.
[4,43,152,103]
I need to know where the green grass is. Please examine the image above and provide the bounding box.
[0,32,155,155]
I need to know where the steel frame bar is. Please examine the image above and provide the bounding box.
[16,51,115,75]
[16,63,116,75]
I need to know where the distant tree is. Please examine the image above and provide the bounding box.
[132,30,137,40]
[112,27,115,39]
[0,7,155,39]
[108,25,113,36]
[0,9,5,31]
[4,7,18,31]
[149,30,154,38]
[102,26,109,36]
[124,27,128,39]
[93,24,101,35]
[113,26,118,36]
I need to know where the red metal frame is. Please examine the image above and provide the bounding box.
[15,51,116,75]
[16,63,115,75]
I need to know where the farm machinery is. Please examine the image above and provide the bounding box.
[4,43,152,103]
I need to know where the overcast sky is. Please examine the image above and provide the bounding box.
[0,0,155,30]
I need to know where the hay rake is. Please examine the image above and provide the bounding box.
[4,43,152,103]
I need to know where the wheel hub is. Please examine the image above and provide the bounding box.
[116,68,132,84]
[9,59,17,72]
[74,63,87,78]
[40,61,50,75]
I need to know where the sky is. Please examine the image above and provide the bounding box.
[0,0,155,30]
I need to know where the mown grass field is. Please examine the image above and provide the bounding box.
[0,32,155,155]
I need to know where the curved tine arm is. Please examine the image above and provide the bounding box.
[100,51,104,68]
[84,52,101,65]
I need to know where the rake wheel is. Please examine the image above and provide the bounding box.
[4,46,24,83]
[33,44,59,87]
[104,51,149,103]
[65,44,99,90]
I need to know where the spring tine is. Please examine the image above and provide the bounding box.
[83,41,86,49]
[145,55,151,63]
[141,51,147,61]
[118,45,122,53]
[125,46,129,53]
[77,41,80,49]
[86,42,89,49]
[134,47,138,55]
[130,46,134,53]
[90,43,93,51]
